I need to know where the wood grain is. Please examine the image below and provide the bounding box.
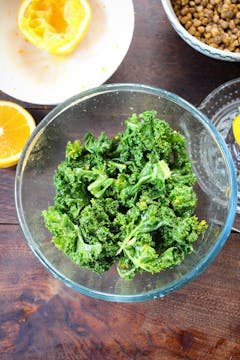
[1,0,240,358]
[109,1,240,107]
[0,225,240,359]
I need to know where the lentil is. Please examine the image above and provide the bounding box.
[171,0,240,52]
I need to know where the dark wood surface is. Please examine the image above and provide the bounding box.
[1,1,240,359]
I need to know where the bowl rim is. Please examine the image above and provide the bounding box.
[15,83,238,302]
[199,77,240,110]
[161,0,240,61]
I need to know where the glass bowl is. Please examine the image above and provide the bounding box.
[15,84,237,302]
[199,78,240,214]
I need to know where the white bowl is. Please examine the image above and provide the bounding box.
[161,0,240,62]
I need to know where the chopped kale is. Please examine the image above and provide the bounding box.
[42,111,207,280]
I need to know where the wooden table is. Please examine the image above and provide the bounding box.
[1,1,240,359]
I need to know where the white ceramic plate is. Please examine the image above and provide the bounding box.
[0,0,135,105]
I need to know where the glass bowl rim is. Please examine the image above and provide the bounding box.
[199,77,240,109]
[15,83,238,302]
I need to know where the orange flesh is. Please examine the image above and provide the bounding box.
[0,106,31,159]
[18,0,92,55]
[27,1,68,33]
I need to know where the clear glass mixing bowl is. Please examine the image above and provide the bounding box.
[15,84,237,302]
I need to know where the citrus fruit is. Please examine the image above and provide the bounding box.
[18,0,92,55]
[232,114,240,145]
[0,101,36,168]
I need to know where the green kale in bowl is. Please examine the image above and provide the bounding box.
[43,110,207,280]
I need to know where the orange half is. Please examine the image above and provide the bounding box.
[18,0,92,55]
[0,101,36,168]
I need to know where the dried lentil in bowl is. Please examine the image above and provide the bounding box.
[171,0,240,52]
